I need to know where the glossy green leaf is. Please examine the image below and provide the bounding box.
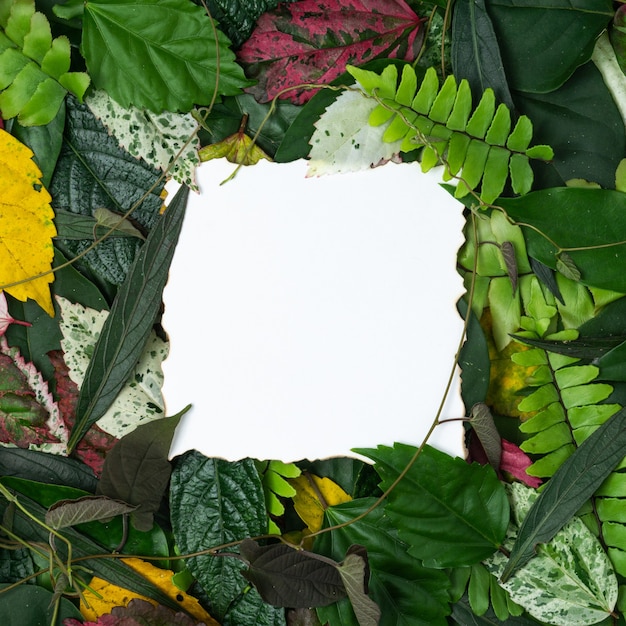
[499,187,626,293]
[316,498,450,626]
[359,444,509,567]
[0,583,82,624]
[170,451,268,622]
[451,0,515,110]
[501,407,626,581]
[97,411,185,531]
[51,97,165,292]
[82,0,250,112]
[487,0,613,93]
[68,184,189,452]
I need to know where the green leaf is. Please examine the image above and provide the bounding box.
[96,411,185,531]
[169,451,269,622]
[596,341,626,382]
[501,407,626,581]
[487,0,613,93]
[82,0,250,112]
[50,97,165,292]
[450,593,537,625]
[0,583,82,624]
[359,444,509,567]
[67,184,189,452]
[470,402,502,470]
[45,494,137,528]
[486,484,618,626]
[499,187,626,293]
[239,539,347,608]
[316,498,451,626]
[336,546,381,626]
[514,62,625,189]
[451,0,515,109]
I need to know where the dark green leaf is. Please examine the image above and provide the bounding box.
[223,589,287,626]
[513,62,625,189]
[50,96,165,291]
[499,187,626,292]
[487,0,613,93]
[68,185,189,452]
[0,447,97,492]
[170,451,268,622]
[46,494,137,529]
[596,342,626,382]
[7,100,65,188]
[82,0,250,112]
[510,334,624,360]
[0,583,82,625]
[0,492,179,610]
[501,406,626,582]
[316,498,451,626]
[96,411,185,531]
[1,476,169,559]
[470,403,502,470]
[0,547,34,585]
[529,257,563,305]
[450,593,539,625]
[239,539,346,608]
[359,444,509,567]
[500,242,518,293]
[451,0,515,109]
[580,296,626,337]
[458,298,491,411]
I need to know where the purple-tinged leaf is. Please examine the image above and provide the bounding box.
[470,402,502,471]
[501,241,518,293]
[46,494,137,529]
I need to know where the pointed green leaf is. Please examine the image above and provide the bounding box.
[428,74,457,122]
[465,88,496,139]
[485,104,511,146]
[82,0,250,112]
[501,407,626,581]
[454,138,490,198]
[67,184,189,452]
[507,116,533,152]
[480,145,510,203]
[395,63,417,105]
[411,66,439,114]
[508,153,533,195]
[359,444,509,567]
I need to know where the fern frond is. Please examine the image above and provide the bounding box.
[255,459,301,534]
[0,0,89,125]
[347,64,553,204]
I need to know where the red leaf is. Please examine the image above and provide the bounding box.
[500,439,542,488]
[50,350,118,476]
[237,0,424,104]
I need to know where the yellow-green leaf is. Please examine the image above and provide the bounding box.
[0,128,55,315]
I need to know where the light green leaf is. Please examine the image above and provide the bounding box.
[485,484,618,626]
[82,0,250,112]
[307,88,403,175]
[57,296,168,440]
[86,89,201,190]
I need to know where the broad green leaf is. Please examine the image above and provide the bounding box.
[487,0,613,93]
[51,97,165,291]
[486,484,618,626]
[501,407,626,581]
[450,0,515,110]
[307,88,403,176]
[82,0,249,112]
[499,187,626,293]
[316,498,450,626]
[97,411,184,531]
[0,583,82,624]
[359,444,509,567]
[170,451,268,622]
[58,296,168,440]
[596,341,626,381]
[86,89,201,190]
[67,183,188,452]
[515,62,625,189]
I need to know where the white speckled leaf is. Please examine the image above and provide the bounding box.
[86,90,200,190]
[57,296,168,438]
[307,88,402,176]
[484,483,617,626]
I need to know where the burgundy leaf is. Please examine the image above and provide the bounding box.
[50,350,118,476]
[237,0,424,104]
[500,439,542,488]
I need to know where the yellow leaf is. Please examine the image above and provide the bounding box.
[290,474,351,534]
[0,129,56,315]
[80,557,219,625]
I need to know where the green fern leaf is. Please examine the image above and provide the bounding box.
[348,63,553,204]
[255,459,301,535]
[0,0,89,126]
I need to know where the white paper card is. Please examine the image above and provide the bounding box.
[163,159,466,461]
